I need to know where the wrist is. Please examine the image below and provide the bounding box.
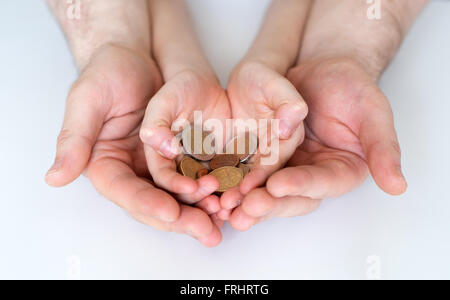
[149,0,217,82]
[155,50,218,83]
[48,0,151,70]
[242,50,295,76]
[242,0,311,75]
[299,0,428,80]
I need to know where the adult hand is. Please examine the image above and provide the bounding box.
[225,0,429,231]
[228,58,397,230]
[46,45,222,247]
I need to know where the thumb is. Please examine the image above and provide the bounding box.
[46,78,107,187]
[359,90,407,195]
[139,91,181,160]
[265,76,308,140]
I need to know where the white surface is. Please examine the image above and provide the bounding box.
[0,0,449,280]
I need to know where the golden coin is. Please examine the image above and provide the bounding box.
[210,167,243,192]
[209,154,240,170]
[181,125,215,161]
[225,132,258,162]
[180,157,205,180]
[238,163,251,176]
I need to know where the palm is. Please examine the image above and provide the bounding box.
[77,46,161,178]
[289,59,368,157]
[228,63,282,120]
[144,71,231,132]
[138,70,232,207]
[226,62,307,194]
[67,47,223,246]
[227,58,406,231]
[285,58,397,196]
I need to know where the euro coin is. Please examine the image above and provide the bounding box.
[209,154,240,170]
[210,167,243,192]
[181,125,215,161]
[225,132,258,163]
[179,157,205,180]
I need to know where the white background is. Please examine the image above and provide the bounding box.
[0,0,449,280]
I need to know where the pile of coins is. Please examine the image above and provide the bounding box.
[177,126,258,192]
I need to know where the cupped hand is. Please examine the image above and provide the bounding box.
[45,45,222,247]
[224,61,308,197]
[227,58,407,231]
[139,70,232,206]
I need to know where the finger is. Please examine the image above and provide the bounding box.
[217,209,232,221]
[267,156,368,199]
[177,175,219,204]
[170,205,215,240]
[144,145,198,195]
[360,91,407,195]
[240,126,304,195]
[86,157,180,223]
[264,76,308,139]
[240,188,276,218]
[135,204,221,247]
[228,206,259,232]
[197,223,223,248]
[196,195,221,215]
[220,187,243,210]
[46,78,107,187]
[267,196,322,219]
[211,213,225,228]
[140,126,179,159]
[139,91,180,160]
[240,188,322,219]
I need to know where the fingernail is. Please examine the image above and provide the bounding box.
[46,158,63,176]
[140,128,154,141]
[159,140,177,158]
[278,119,294,139]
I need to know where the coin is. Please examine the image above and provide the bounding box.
[225,132,258,163]
[197,168,209,178]
[238,163,251,176]
[210,167,243,192]
[179,157,205,180]
[181,125,215,161]
[210,154,240,170]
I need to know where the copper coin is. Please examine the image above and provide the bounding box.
[209,154,240,170]
[210,167,243,192]
[181,125,215,161]
[196,168,209,178]
[225,132,258,162]
[179,157,205,180]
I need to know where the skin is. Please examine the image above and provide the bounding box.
[45,0,223,247]
[45,0,429,243]
[140,1,311,211]
[140,0,231,206]
[226,0,429,231]
[219,0,312,218]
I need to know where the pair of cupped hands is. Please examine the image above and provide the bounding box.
[45,42,407,247]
